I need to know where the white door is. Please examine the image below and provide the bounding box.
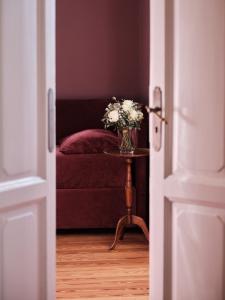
[0,1,55,299]
[150,0,225,299]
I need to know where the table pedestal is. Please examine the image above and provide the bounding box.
[110,157,149,250]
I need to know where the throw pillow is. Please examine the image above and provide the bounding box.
[59,129,118,154]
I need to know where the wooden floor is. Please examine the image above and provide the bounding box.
[57,231,149,300]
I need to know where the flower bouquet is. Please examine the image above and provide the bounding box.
[102,97,144,153]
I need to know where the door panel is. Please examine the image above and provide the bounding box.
[150,0,225,299]
[173,0,225,172]
[172,203,225,300]
[0,0,38,178]
[0,0,55,299]
[1,200,45,300]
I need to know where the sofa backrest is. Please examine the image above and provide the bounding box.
[56,99,149,147]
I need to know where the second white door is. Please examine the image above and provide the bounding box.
[0,1,55,299]
[150,0,225,299]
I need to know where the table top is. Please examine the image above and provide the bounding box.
[104,148,149,158]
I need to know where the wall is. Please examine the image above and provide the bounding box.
[56,0,149,104]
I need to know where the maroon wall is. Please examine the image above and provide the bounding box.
[56,0,149,104]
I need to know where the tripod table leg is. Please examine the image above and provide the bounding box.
[109,215,128,250]
[132,215,149,242]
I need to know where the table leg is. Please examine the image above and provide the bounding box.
[125,158,133,223]
[119,227,126,240]
[132,215,149,241]
[110,157,149,250]
[109,215,128,250]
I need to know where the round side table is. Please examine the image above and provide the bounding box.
[104,148,149,250]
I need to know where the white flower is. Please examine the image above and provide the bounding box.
[113,102,121,110]
[102,98,143,130]
[108,110,119,122]
[129,109,138,121]
[122,100,133,112]
[137,111,144,121]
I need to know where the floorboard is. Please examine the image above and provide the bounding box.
[56,232,149,300]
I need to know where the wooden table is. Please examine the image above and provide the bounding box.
[104,148,149,250]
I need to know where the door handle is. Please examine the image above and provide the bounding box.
[48,88,55,153]
[145,106,168,124]
[146,87,166,152]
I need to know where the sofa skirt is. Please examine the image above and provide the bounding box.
[57,187,136,229]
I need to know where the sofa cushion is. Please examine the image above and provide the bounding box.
[59,129,118,154]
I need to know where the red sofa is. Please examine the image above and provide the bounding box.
[56,99,149,229]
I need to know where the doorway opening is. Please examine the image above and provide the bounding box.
[55,0,150,298]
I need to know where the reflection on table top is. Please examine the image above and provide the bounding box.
[104,148,149,158]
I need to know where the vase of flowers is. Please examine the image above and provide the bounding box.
[102,97,144,153]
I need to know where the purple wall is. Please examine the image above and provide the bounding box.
[56,0,149,104]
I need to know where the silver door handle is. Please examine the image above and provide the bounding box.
[48,88,55,153]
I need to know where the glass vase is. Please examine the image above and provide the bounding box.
[118,127,138,154]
